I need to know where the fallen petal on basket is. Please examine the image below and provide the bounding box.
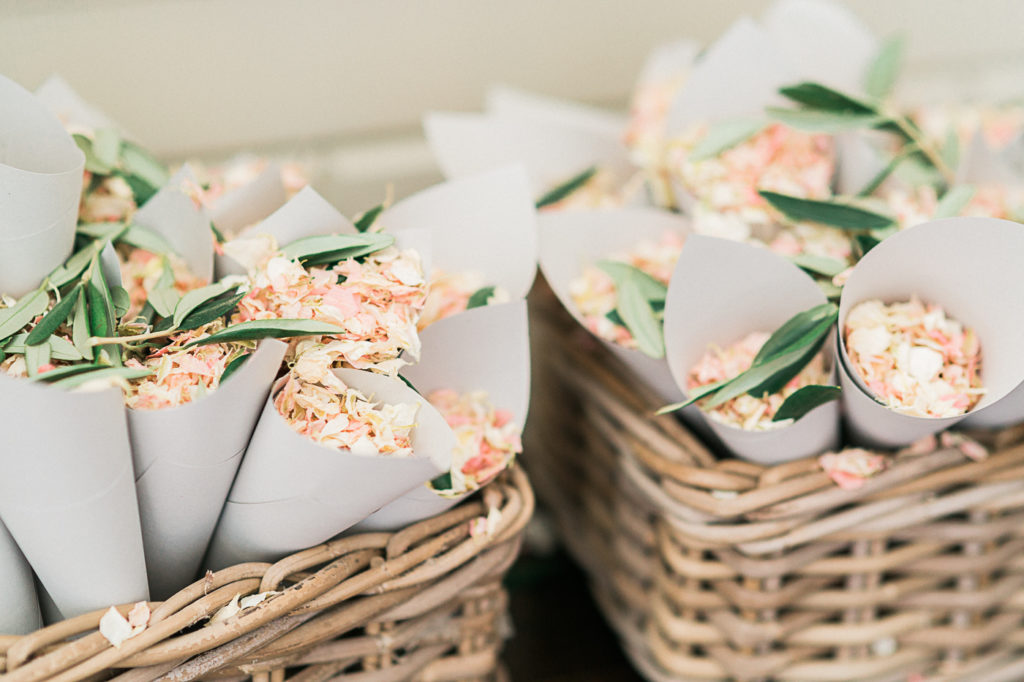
[99,601,150,648]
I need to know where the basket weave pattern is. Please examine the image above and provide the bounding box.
[0,469,532,682]
[527,283,1024,682]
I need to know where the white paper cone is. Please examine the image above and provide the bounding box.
[34,74,117,132]
[216,185,357,277]
[208,162,288,241]
[379,165,538,299]
[423,111,635,199]
[205,369,454,568]
[0,517,42,634]
[356,301,530,530]
[838,217,1024,445]
[663,235,840,464]
[665,17,795,134]
[538,207,689,402]
[0,376,148,618]
[132,164,214,282]
[762,0,877,96]
[0,75,84,298]
[127,340,287,599]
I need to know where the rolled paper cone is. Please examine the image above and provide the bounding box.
[423,111,636,200]
[663,235,840,464]
[665,16,794,135]
[379,165,537,300]
[356,301,530,530]
[762,0,877,95]
[208,161,288,243]
[0,75,84,298]
[485,85,628,139]
[127,340,287,599]
[35,74,117,133]
[216,185,356,277]
[537,206,689,402]
[132,164,215,282]
[0,517,42,634]
[838,217,1024,446]
[205,369,454,568]
[0,376,148,618]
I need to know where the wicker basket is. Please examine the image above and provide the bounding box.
[0,468,532,682]
[526,279,1024,682]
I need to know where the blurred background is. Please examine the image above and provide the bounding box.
[3,0,1024,216]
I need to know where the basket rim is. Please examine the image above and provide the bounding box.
[0,467,533,681]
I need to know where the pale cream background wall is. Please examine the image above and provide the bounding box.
[2,0,1023,211]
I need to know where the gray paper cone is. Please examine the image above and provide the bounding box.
[356,301,530,530]
[0,75,84,298]
[216,186,355,277]
[132,164,214,282]
[379,165,538,300]
[663,235,840,464]
[838,217,1024,446]
[205,369,454,568]
[538,207,689,402]
[0,517,42,634]
[127,340,287,598]
[0,376,148,618]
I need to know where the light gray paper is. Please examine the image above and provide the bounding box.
[380,165,538,300]
[205,369,454,568]
[132,164,215,282]
[0,516,41,634]
[0,375,148,618]
[0,75,84,298]
[838,217,1024,445]
[127,340,287,599]
[663,235,840,464]
[538,206,689,401]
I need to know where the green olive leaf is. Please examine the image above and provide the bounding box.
[466,286,496,310]
[772,384,842,421]
[535,166,597,209]
[25,285,81,346]
[183,319,347,348]
[760,191,896,230]
[0,288,50,343]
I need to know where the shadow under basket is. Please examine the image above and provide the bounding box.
[0,468,533,682]
[525,280,1024,682]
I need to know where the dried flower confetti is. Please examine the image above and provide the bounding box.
[819,448,888,490]
[569,230,683,349]
[428,389,521,495]
[274,372,417,457]
[121,248,209,321]
[124,322,254,410]
[688,331,830,430]
[235,247,427,376]
[844,297,984,418]
[668,123,835,225]
[418,269,510,330]
[99,602,150,648]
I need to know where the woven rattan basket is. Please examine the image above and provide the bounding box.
[526,279,1024,682]
[0,468,532,682]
